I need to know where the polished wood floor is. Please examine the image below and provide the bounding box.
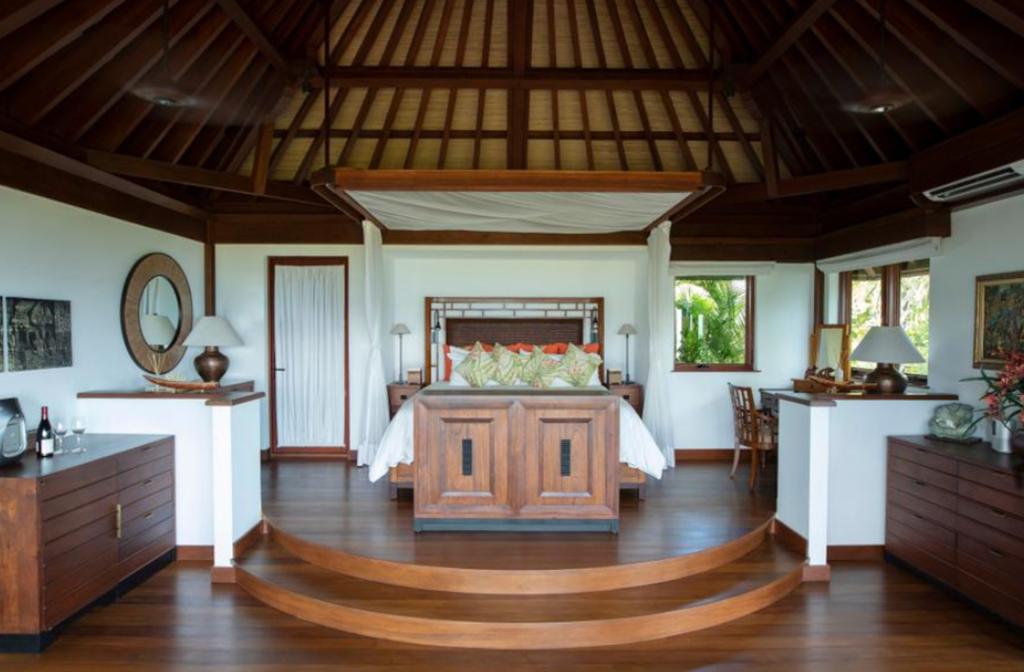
[3,557,1023,669]
[3,462,1024,667]
[261,460,778,569]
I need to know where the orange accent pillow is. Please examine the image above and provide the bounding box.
[583,343,601,355]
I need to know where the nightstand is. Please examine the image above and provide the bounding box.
[387,383,423,418]
[607,382,643,415]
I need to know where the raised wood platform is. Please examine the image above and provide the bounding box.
[239,461,799,649]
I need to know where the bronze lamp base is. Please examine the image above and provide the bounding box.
[194,346,229,384]
[864,363,907,395]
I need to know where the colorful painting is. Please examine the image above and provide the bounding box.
[3,297,73,372]
[974,271,1024,369]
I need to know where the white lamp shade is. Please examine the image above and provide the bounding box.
[850,326,924,364]
[140,314,176,348]
[184,316,243,348]
[390,323,411,336]
[617,323,638,336]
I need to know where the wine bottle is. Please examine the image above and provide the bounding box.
[37,406,54,458]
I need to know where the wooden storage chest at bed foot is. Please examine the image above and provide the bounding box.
[390,462,645,499]
[885,436,1024,628]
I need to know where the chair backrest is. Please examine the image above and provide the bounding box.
[728,384,756,446]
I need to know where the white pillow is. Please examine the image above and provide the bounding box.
[446,347,471,386]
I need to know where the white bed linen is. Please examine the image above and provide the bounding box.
[367,392,667,482]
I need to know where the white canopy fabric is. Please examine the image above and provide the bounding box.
[348,191,690,234]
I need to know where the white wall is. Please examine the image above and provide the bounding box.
[218,242,813,452]
[668,264,815,448]
[0,186,203,427]
[930,192,1024,404]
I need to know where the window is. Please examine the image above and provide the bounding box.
[840,259,930,383]
[674,276,754,371]
[849,267,882,371]
[900,260,930,378]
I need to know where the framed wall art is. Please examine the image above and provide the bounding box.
[3,297,73,372]
[973,271,1024,369]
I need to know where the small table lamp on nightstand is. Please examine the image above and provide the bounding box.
[617,323,638,384]
[391,323,411,383]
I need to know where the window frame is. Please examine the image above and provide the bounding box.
[673,275,756,373]
[839,262,929,386]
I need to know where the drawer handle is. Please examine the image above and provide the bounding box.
[145,512,154,520]
[115,504,123,539]
[990,507,1007,518]
[143,478,154,486]
[989,547,1005,559]
[911,512,924,520]
[400,394,408,400]
[913,479,926,487]
[622,394,631,400]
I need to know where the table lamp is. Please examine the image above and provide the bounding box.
[850,325,924,394]
[183,316,242,383]
[617,323,638,384]
[390,323,411,383]
[140,314,176,351]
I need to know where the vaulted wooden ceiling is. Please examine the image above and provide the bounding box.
[1,0,1022,258]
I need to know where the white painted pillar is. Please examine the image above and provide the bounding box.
[805,404,831,572]
[211,399,263,576]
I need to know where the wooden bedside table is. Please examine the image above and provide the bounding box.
[387,383,423,418]
[607,382,643,415]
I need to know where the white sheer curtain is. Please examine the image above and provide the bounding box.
[642,222,676,467]
[274,265,345,447]
[357,220,390,466]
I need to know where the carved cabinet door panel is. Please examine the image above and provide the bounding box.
[414,398,514,519]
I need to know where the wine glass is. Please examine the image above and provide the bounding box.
[53,420,68,454]
[71,416,87,453]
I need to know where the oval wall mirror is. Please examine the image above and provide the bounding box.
[121,253,193,373]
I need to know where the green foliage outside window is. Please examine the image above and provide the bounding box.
[850,270,881,370]
[675,277,748,365]
[900,265,930,377]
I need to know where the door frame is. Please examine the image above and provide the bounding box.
[267,256,350,458]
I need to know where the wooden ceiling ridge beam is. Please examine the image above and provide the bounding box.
[741,0,837,88]
[84,149,322,206]
[215,0,303,81]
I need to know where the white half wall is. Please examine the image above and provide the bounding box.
[930,192,1024,405]
[0,186,203,427]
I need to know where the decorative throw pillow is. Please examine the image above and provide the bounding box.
[454,342,496,388]
[559,343,603,387]
[520,346,563,388]
[490,343,522,386]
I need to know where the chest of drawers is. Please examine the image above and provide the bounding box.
[886,436,1024,627]
[0,434,176,651]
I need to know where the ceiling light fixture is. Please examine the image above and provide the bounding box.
[845,0,910,115]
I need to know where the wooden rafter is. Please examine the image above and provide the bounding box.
[0,1,64,42]
[741,0,837,88]
[215,0,298,80]
[251,122,275,193]
[719,160,909,204]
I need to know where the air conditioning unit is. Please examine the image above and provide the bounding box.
[923,159,1024,203]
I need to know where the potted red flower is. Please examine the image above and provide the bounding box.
[966,351,1024,453]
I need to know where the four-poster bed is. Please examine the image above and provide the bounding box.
[368,297,665,531]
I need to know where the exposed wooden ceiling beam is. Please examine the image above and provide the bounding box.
[84,149,322,206]
[215,0,299,81]
[251,122,275,194]
[0,1,63,41]
[317,65,733,90]
[719,161,910,204]
[741,0,837,88]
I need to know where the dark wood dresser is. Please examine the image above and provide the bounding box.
[387,382,423,419]
[606,383,643,415]
[886,435,1024,627]
[0,434,176,652]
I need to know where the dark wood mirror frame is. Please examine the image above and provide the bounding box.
[121,253,193,374]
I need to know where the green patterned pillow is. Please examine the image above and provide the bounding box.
[490,343,522,385]
[519,347,563,388]
[559,343,603,387]
[454,342,496,388]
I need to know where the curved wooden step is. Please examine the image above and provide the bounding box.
[264,517,773,595]
[235,537,804,650]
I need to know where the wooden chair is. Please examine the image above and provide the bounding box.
[728,384,778,491]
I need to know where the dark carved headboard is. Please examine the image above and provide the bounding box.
[445,318,583,349]
[424,297,604,383]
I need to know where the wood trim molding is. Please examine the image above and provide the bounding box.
[674,449,737,461]
[316,168,718,192]
[827,545,884,562]
[177,546,214,562]
[771,518,808,558]
[210,566,237,584]
[233,521,265,558]
[802,564,831,582]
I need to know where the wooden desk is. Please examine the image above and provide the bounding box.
[0,434,176,652]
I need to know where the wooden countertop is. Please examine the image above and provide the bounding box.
[0,434,171,479]
[774,390,958,407]
[891,435,1024,476]
[78,379,256,402]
